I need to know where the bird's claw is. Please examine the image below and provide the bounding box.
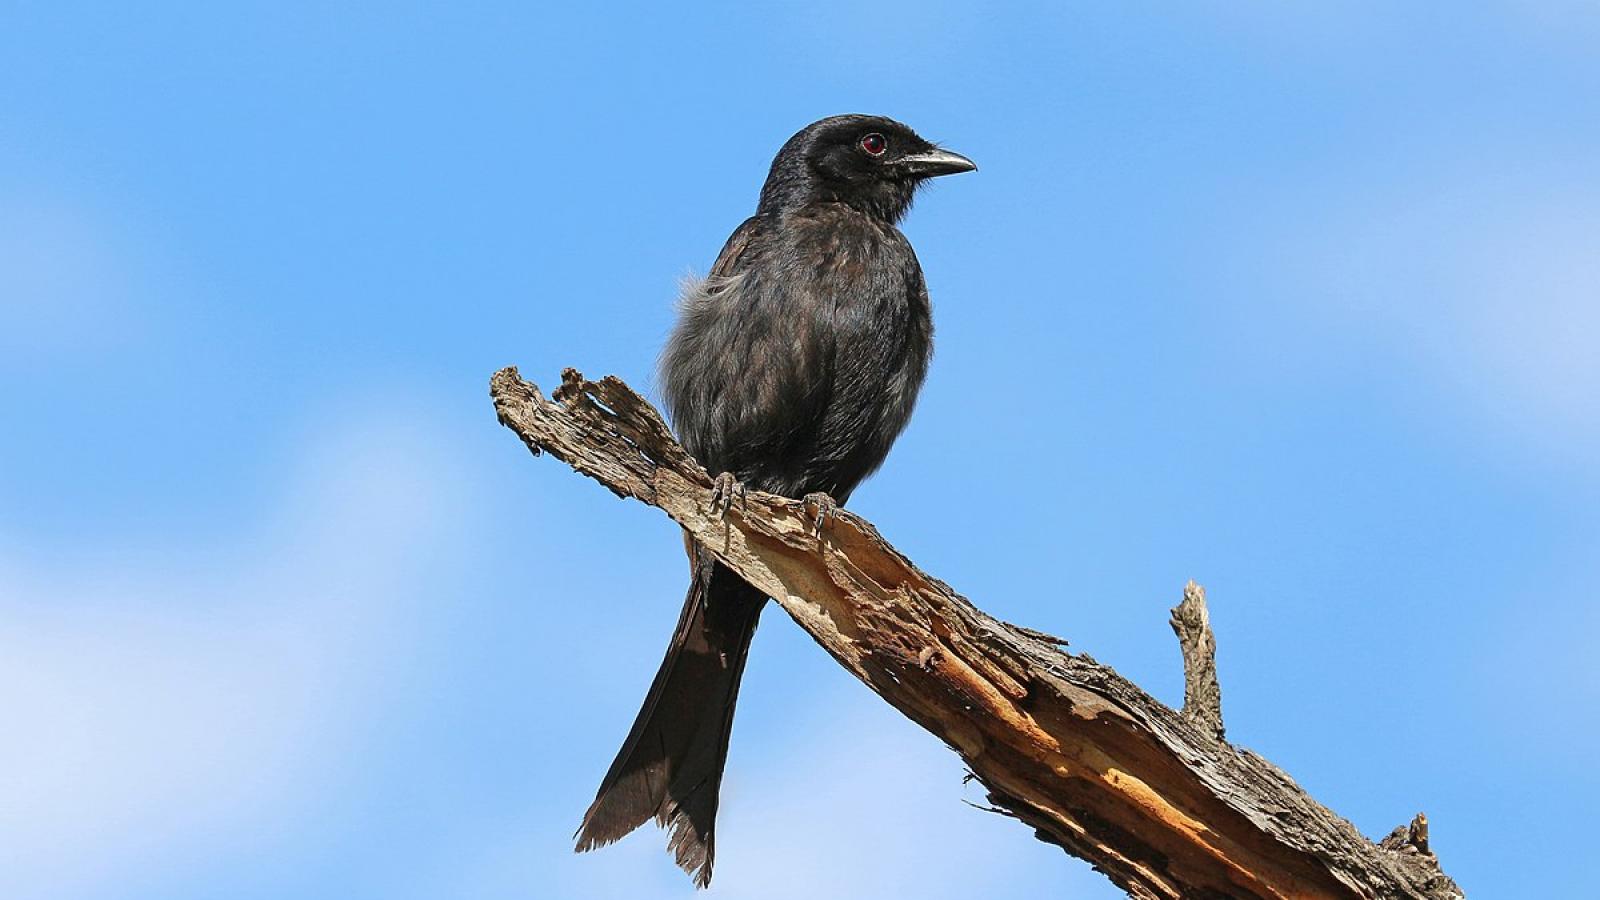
[710,472,746,519]
[801,492,839,539]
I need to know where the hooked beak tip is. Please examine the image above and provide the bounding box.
[900,148,977,177]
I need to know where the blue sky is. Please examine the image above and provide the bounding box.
[3,3,1596,897]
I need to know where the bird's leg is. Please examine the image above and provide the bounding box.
[710,472,747,519]
[801,492,839,539]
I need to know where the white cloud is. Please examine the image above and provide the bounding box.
[0,412,469,900]
[1480,536,1600,770]
[507,686,1119,900]
[1233,161,1600,472]
[0,188,155,365]
[712,703,1115,899]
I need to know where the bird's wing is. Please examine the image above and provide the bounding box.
[708,216,761,279]
[661,214,838,494]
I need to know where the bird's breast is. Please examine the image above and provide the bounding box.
[785,211,919,308]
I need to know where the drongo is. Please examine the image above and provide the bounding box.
[576,114,974,887]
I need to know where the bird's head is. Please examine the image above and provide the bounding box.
[757,114,975,222]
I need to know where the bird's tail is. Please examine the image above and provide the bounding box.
[575,545,765,887]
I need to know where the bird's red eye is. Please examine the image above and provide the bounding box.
[860,133,887,156]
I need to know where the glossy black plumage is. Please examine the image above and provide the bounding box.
[575,114,973,886]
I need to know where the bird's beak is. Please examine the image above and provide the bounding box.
[898,148,977,178]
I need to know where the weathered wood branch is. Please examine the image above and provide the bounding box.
[1170,580,1225,742]
[491,366,1463,900]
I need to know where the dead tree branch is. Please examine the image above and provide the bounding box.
[1170,580,1225,741]
[491,366,1463,900]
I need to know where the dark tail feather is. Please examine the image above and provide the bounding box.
[575,547,764,887]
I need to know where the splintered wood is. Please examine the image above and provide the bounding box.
[492,366,1463,900]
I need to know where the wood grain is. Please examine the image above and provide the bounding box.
[492,366,1463,900]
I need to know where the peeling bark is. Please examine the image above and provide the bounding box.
[491,366,1464,900]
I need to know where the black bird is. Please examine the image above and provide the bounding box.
[574,114,974,886]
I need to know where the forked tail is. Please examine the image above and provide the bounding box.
[575,547,765,887]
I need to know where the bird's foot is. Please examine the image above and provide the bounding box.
[710,472,747,520]
[801,492,840,539]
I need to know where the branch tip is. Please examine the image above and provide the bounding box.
[1169,579,1225,740]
